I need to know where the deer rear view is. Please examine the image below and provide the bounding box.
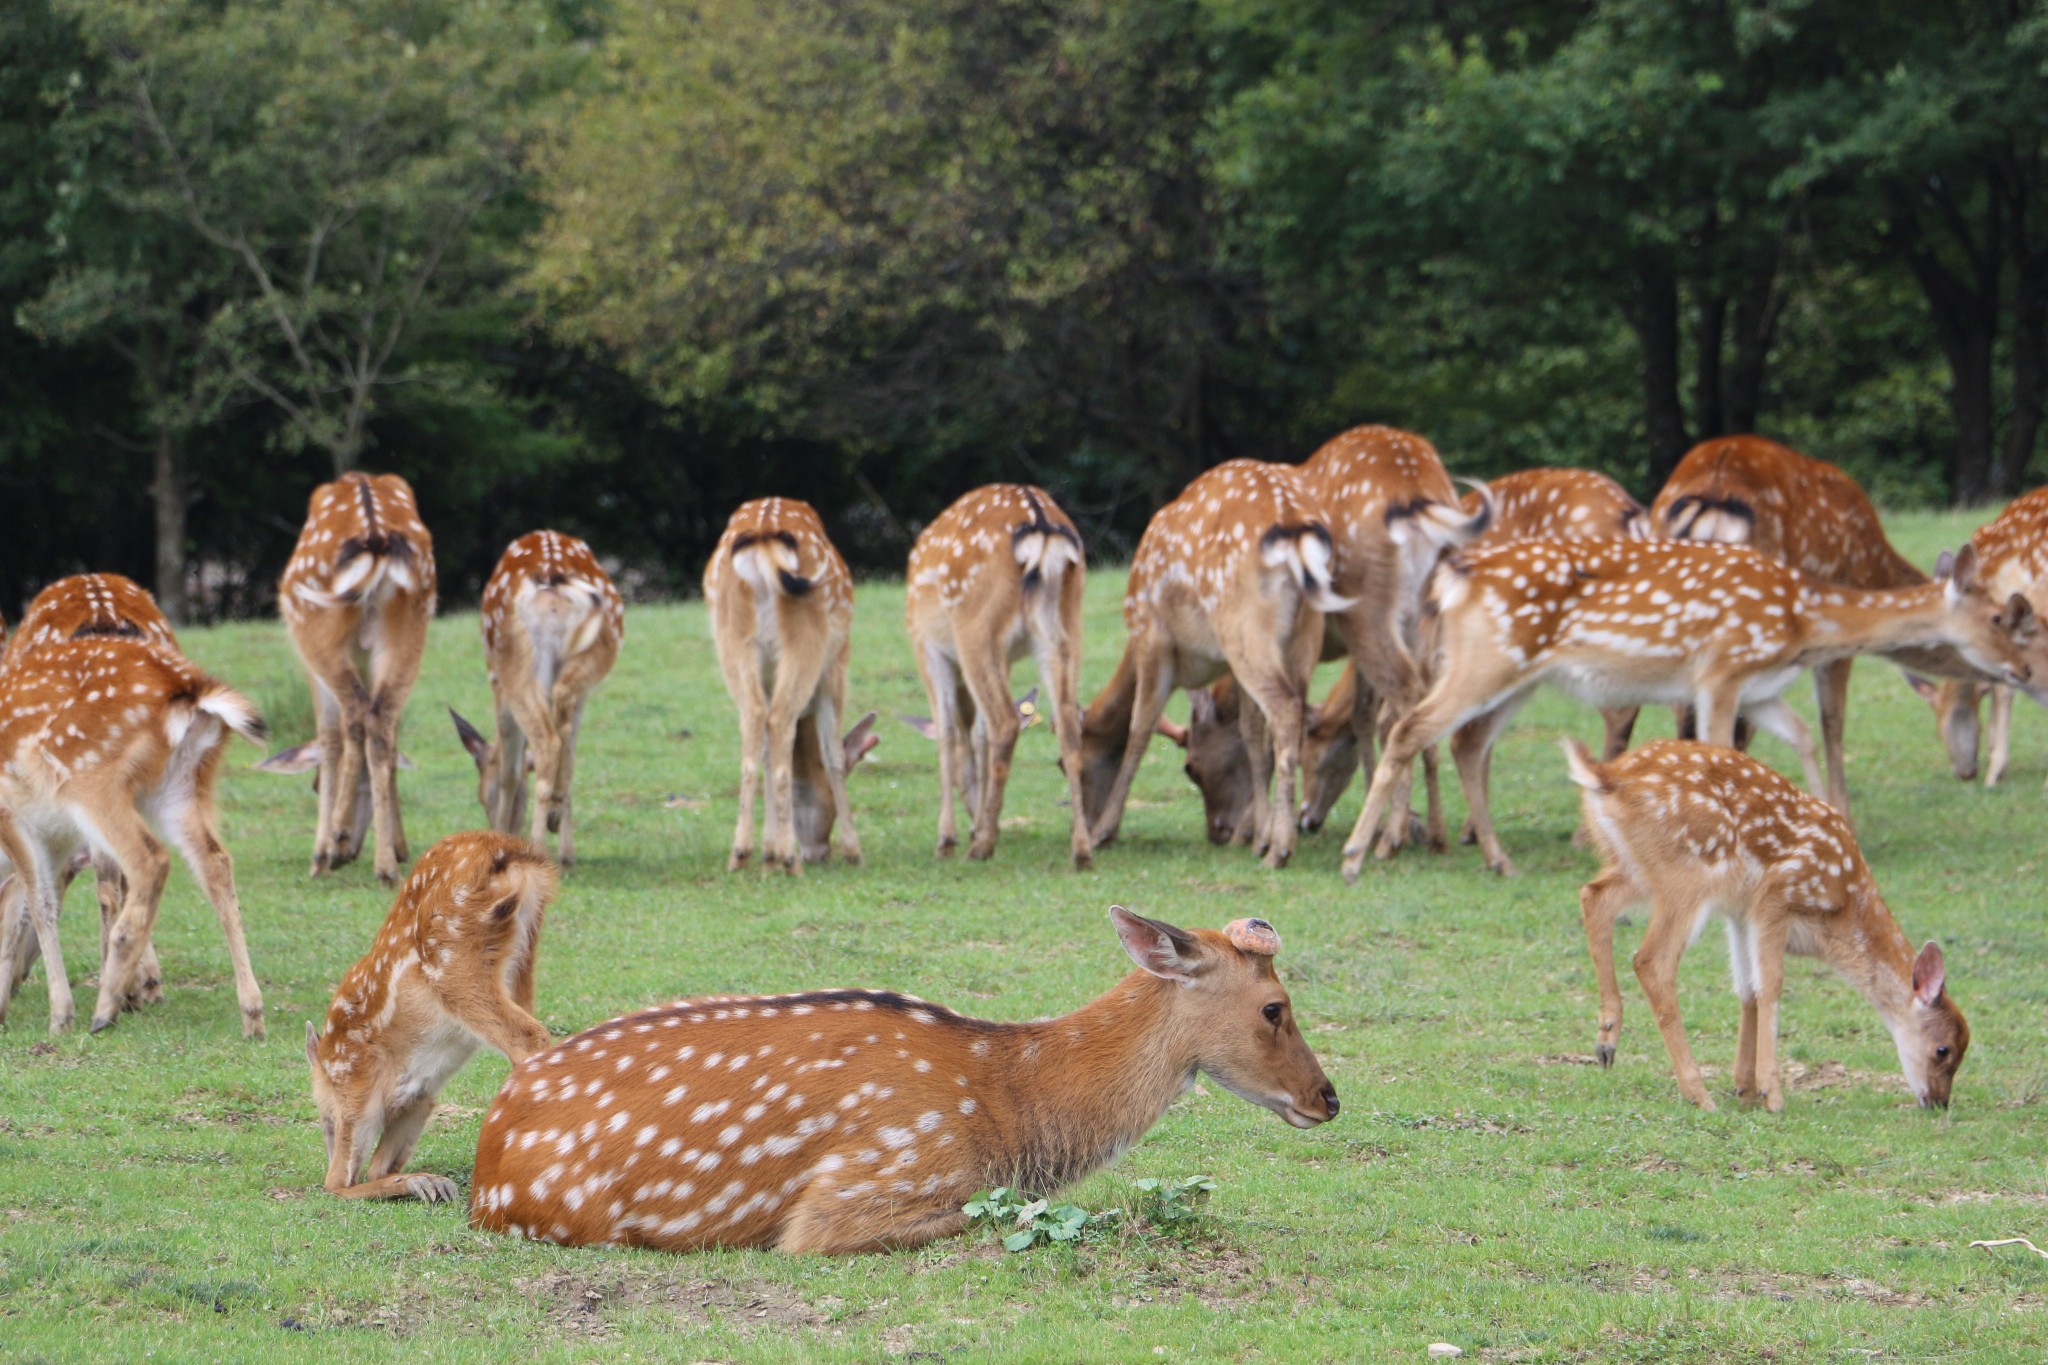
[469,905,1336,1253]
[308,831,556,1202]
[451,531,624,865]
[906,485,1089,865]
[705,498,865,873]
[279,472,437,885]
[1568,739,1968,1111]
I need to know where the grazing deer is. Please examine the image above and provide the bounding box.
[1912,486,2048,786]
[468,905,1337,1253]
[1566,739,1968,1111]
[705,498,864,873]
[0,573,182,1007]
[0,638,267,1036]
[1339,538,2038,880]
[279,472,436,885]
[449,531,624,866]
[905,485,1089,865]
[308,831,556,1202]
[1167,668,1364,845]
[1652,435,2001,810]
[1076,460,1353,867]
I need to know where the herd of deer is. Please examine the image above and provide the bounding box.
[0,426,2036,1255]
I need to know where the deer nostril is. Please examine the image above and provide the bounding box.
[1321,1085,1340,1118]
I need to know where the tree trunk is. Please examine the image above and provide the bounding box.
[1996,245,2047,497]
[1726,249,1782,434]
[150,428,190,625]
[1693,293,1726,439]
[1891,183,2003,505]
[1628,258,1690,490]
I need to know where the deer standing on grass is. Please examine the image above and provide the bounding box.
[308,831,556,1202]
[1914,486,2048,786]
[905,485,1089,866]
[0,638,267,1035]
[1652,435,2002,811]
[1339,538,2039,880]
[278,472,436,885]
[1566,739,1968,1111]
[449,532,624,866]
[1076,460,1354,868]
[705,498,866,873]
[0,573,184,1008]
[468,905,1336,1253]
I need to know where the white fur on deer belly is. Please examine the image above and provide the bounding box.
[391,1017,484,1112]
[1548,663,1687,708]
[1737,666,1803,703]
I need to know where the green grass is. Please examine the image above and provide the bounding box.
[4,505,2048,1362]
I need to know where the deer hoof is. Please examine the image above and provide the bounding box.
[243,1007,267,1041]
[1595,1043,1616,1069]
[87,1009,116,1035]
[1339,852,1365,886]
[406,1173,460,1204]
[935,838,957,859]
[726,849,750,872]
[1489,857,1520,879]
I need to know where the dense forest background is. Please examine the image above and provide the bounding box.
[3,0,2045,619]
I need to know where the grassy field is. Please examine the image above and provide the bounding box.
[3,506,2047,1362]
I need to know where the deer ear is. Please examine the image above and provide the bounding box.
[1155,715,1189,747]
[900,714,939,741]
[450,708,491,768]
[1189,688,1217,726]
[1110,905,1206,982]
[1905,674,1940,703]
[252,741,321,775]
[1912,941,1947,1005]
[1942,545,1979,603]
[843,711,879,766]
[304,1019,321,1065]
[1015,686,1040,728]
[2005,592,2037,638]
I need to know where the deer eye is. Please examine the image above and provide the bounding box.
[1262,1002,1282,1025]
[1183,764,1196,780]
[1936,1046,1950,1058]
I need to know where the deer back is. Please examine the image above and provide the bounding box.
[1298,425,1489,596]
[482,530,624,691]
[279,472,438,622]
[704,498,853,654]
[1467,468,1646,547]
[5,574,178,674]
[906,484,1082,639]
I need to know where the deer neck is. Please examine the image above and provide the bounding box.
[989,972,1196,1195]
[1080,648,1137,746]
[1815,883,1920,1040]
[1799,583,1952,663]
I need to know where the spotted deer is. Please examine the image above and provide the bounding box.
[1076,460,1354,867]
[705,498,864,873]
[905,485,1089,865]
[1913,486,2048,786]
[278,472,436,885]
[1652,435,2001,810]
[1339,539,2038,880]
[0,573,182,1008]
[1566,739,1968,1111]
[468,906,1336,1253]
[0,638,267,1035]
[308,831,556,1202]
[448,532,624,866]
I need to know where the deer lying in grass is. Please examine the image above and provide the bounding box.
[1076,460,1353,868]
[467,905,1337,1252]
[0,638,267,1035]
[1652,435,2006,810]
[1913,486,2048,786]
[905,485,1089,865]
[308,831,556,1202]
[1339,539,2038,880]
[279,472,436,885]
[705,498,865,873]
[1567,739,1968,1111]
[451,531,624,865]
[0,573,183,1009]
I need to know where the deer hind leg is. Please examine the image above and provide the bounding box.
[777,1183,969,1254]
[0,876,35,1025]
[1743,698,1828,807]
[165,791,266,1040]
[86,801,172,1036]
[917,646,963,858]
[1735,903,1791,1112]
[330,676,374,873]
[1580,866,1639,1068]
[90,857,158,1008]
[958,641,1020,862]
[821,654,864,866]
[1811,660,1853,811]
[1449,691,1532,877]
[554,699,588,866]
[1986,684,2016,788]
[0,820,72,1033]
[367,612,428,885]
[307,681,348,874]
[505,680,560,857]
[763,660,820,874]
[718,644,769,871]
[1038,617,1093,869]
[1237,688,1276,855]
[1632,892,1715,1110]
[1238,673,1307,870]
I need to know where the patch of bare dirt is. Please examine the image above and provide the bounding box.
[1596,1264,1931,1308]
[1537,1053,1601,1067]
[511,1268,833,1341]
[425,1103,484,1131]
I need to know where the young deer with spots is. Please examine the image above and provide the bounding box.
[905,485,1089,865]
[1339,539,2038,880]
[308,831,556,1203]
[279,472,436,885]
[705,498,866,873]
[1653,435,2008,810]
[468,906,1337,1253]
[1566,739,1968,1112]
[0,573,182,1012]
[1077,460,1354,868]
[0,638,267,1035]
[450,531,624,865]
[1913,486,2048,786]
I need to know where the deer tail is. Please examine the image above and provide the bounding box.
[1261,523,1358,614]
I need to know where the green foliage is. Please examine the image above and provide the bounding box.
[1131,1174,1214,1228]
[964,1187,1120,1252]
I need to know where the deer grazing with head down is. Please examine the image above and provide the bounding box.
[449,531,623,866]
[0,573,184,1009]
[1653,435,2006,811]
[0,637,268,1036]
[904,485,1089,866]
[1076,460,1354,868]
[278,472,436,885]
[1913,486,2048,786]
[1566,739,1968,1112]
[468,905,1337,1253]
[308,831,556,1202]
[705,498,868,873]
[1338,538,2039,880]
